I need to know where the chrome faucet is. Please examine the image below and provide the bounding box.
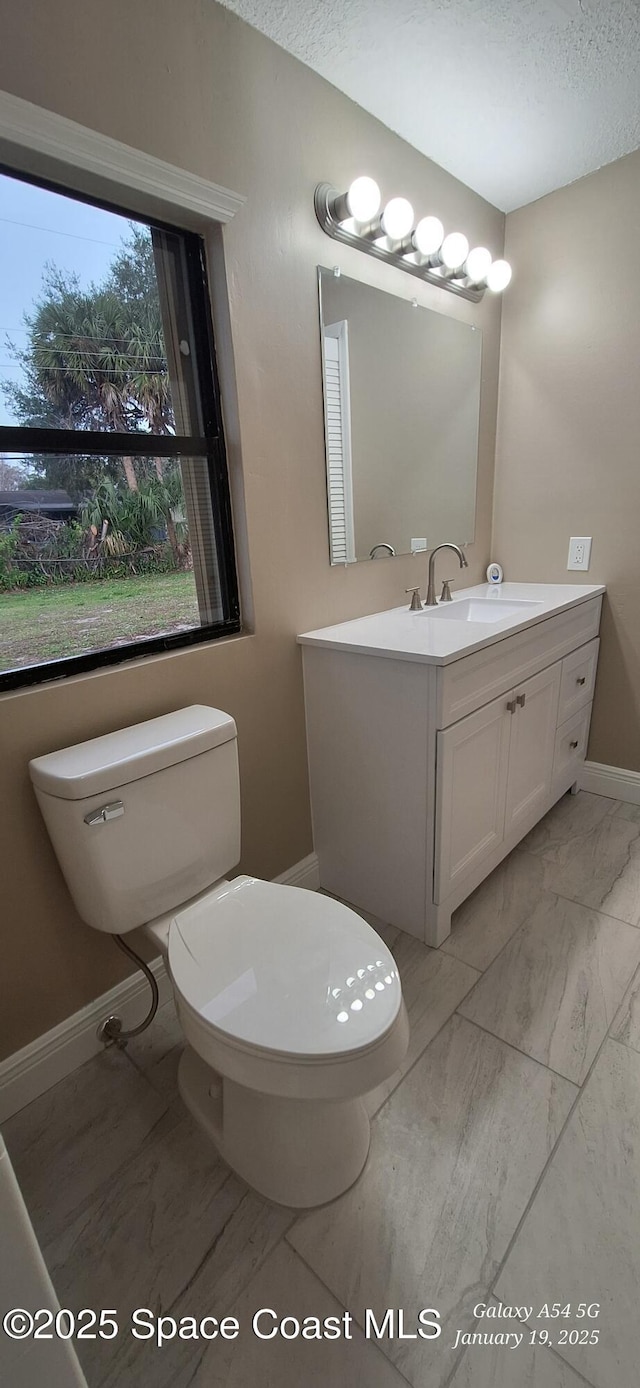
[369,543,396,558]
[425,543,468,606]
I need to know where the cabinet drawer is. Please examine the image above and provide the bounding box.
[436,597,602,728]
[553,703,592,787]
[557,639,599,725]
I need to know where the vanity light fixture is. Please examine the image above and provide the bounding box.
[411,215,445,258]
[380,196,415,243]
[464,245,493,284]
[315,178,511,302]
[440,231,470,271]
[486,258,512,292]
[328,175,381,226]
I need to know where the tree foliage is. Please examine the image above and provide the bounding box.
[2,226,176,497]
[80,471,188,566]
[0,455,29,490]
[19,452,118,500]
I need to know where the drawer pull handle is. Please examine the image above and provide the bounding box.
[516,693,526,707]
[569,739,579,750]
[506,699,517,714]
[576,676,586,686]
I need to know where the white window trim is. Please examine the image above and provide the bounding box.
[0,90,245,229]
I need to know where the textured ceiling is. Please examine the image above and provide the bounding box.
[216,0,640,211]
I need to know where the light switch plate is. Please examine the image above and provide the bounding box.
[567,536,592,571]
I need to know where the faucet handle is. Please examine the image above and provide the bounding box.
[440,579,454,602]
[405,586,423,612]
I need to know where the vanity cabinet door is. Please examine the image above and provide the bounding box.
[504,663,561,838]
[434,693,512,902]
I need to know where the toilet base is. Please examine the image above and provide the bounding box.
[178,1046,371,1207]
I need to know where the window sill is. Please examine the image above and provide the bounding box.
[0,619,244,696]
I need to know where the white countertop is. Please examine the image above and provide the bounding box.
[298,582,605,666]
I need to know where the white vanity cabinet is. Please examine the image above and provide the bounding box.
[300,585,603,947]
[435,661,561,902]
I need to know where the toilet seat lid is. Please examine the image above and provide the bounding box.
[168,876,402,1057]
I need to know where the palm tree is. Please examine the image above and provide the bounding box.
[5,236,176,494]
[27,278,139,489]
[105,224,176,456]
[81,468,188,568]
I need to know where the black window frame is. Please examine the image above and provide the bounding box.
[0,164,241,694]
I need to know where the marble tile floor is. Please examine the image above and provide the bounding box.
[4,789,640,1388]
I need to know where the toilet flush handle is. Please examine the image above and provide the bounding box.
[84,800,125,826]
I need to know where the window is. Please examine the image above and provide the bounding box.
[0,167,240,691]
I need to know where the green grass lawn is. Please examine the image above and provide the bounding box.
[0,571,201,671]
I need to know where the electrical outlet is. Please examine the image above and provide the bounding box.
[411,538,427,552]
[567,536,592,571]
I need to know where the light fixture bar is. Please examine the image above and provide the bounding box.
[315,183,510,303]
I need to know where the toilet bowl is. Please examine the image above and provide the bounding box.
[29,707,409,1207]
[152,875,408,1205]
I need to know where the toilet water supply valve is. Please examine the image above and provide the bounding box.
[98,935,160,1047]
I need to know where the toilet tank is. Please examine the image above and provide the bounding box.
[29,706,241,933]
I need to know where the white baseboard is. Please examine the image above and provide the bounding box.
[274,851,320,891]
[0,853,320,1125]
[0,959,172,1126]
[579,761,640,805]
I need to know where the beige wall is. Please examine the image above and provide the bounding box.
[0,0,504,1058]
[493,150,640,771]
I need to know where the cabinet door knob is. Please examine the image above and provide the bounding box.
[506,699,517,714]
[569,739,579,750]
[516,693,526,707]
[576,675,586,686]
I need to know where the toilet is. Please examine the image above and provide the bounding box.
[29,706,409,1207]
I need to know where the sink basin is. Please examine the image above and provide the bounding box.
[423,598,542,624]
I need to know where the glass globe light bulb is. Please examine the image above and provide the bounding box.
[381,197,414,241]
[413,216,444,256]
[441,232,470,270]
[465,246,492,283]
[346,176,381,223]
[487,259,512,292]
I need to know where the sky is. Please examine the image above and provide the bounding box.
[0,170,133,430]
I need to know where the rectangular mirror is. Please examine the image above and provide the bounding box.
[318,266,482,564]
